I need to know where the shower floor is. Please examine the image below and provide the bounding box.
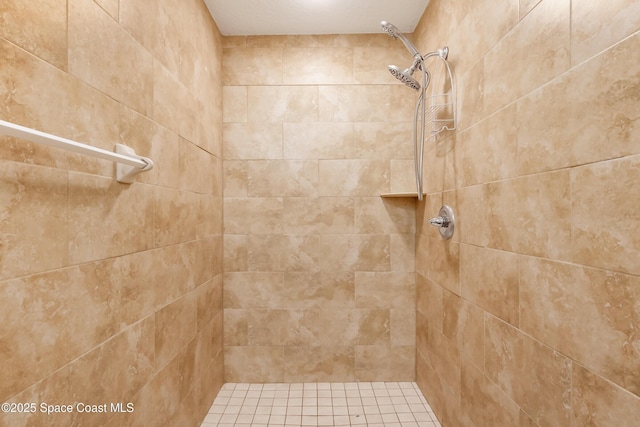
[200,381,440,427]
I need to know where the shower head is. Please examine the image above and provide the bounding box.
[380,20,420,57]
[380,21,402,38]
[388,65,420,91]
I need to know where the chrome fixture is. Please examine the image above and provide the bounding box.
[387,63,422,92]
[381,21,456,200]
[380,21,420,56]
[428,205,455,240]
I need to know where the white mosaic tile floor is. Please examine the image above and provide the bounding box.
[200,382,441,427]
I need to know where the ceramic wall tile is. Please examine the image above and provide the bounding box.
[155,291,198,369]
[426,237,460,296]
[223,272,285,309]
[318,34,392,48]
[283,48,354,84]
[318,160,389,196]
[222,47,283,86]
[248,86,319,122]
[1,317,154,427]
[456,58,485,131]
[223,34,419,380]
[459,104,518,186]
[153,186,197,248]
[223,309,248,346]
[223,160,248,196]
[387,84,421,122]
[417,327,461,400]
[284,346,355,382]
[319,85,393,122]
[490,171,572,259]
[485,314,572,426]
[460,244,519,326]
[355,272,415,309]
[414,0,640,424]
[283,272,355,309]
[442,291,484,369]
[571,154,640,276]
[453,0,518,72]
[244,234,389,272]
[390,234,415,272]
[0,265,119,402]
[284,122,355,160]
[224,346,285,383]
[224,197,283,235]
[222,86,247,123]
[68,0,154,116]
[483,0,570,116]
[0,38,120,177]
[94,0,118,20]
[1,0,224,424]
[355,197,415,234]
[152,61,199,144]
[416,273,443,337]
[126,353,183,427]
[0,0,67,69]
[222,36,246,49]
[283,197,355,234]
[461,358,520,427]
[571,364,640,426]
[517,31,640,175]
[246,309,299,346]
[68,174,154,264]
[520,256,640,396]
[223,123,283,160]
[389,160,417,194]
[353,46,410,85]
[118,244,204,328]
[390,308,416,347]
[179,138,216,194]
[354,122,413,160]
[455,184,490,247]
[0,162,68,280]
[248,160,318,196]
[355,346,415,381]
[571,0,640,65]
[520,0,542,18]
[197,277,223,332]
[119,0,157,54]
[247,35,320,48]
[119,107,177,187]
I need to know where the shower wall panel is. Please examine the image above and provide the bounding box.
[413,0,640,425]
[0,0,224,426]
[222,35,418,382]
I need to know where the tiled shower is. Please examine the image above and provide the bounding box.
[1,1,638,427]
[221,33,418,383]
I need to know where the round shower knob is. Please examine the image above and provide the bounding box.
[428,205,455,240]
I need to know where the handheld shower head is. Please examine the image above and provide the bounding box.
[380,21,402,38]
[388,65,420,91]
[380,20,420,57]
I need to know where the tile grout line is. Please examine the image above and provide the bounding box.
[201,382,441,427]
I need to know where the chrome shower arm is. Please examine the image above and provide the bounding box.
[395,33,421,57]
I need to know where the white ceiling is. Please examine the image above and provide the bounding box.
[204,0,430,36]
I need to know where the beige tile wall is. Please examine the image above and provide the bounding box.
[0,0,223,426]
[414,0,640,425]
[222,34,418,382]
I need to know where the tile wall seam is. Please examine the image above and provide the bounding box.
[483,312,576,425]
[4,313,156,402]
